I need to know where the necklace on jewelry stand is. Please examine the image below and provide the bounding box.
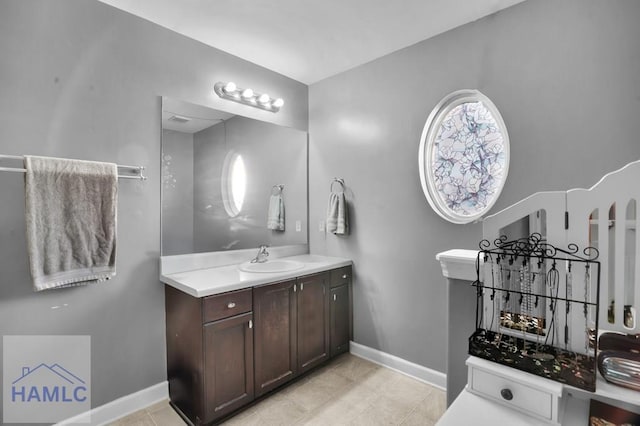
[519,258,530,353]
[548,261,560,347]
[584,263,590,354]
[505,258,514,351]
[565,261,572,351]
[531,267,541,355]
[496,257,507,346]
[489,257,497,333]
[534,258,555,361]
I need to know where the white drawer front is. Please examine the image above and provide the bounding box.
[470,367,553,421]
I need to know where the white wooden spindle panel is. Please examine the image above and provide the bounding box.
[485,159,640,335]
[635,201,640,331]
[565,161,640,333]
[614,198,625,331]
[600,203,611,329]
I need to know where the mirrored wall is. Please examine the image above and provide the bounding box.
[161,97,308,256]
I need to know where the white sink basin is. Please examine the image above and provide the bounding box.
[238,259,305,273]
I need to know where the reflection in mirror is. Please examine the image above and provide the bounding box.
[624,199,636,328]
[161,97,308,256]
[221,151,246,217]
[497,209,546,241]
[497,210,547,336]
[588,208,607,322]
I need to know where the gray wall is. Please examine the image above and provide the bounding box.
[309,0,640,374]
[162,129,194,255]
[193,122,230,251]
[193,116,308,252]
[0,0,307,414]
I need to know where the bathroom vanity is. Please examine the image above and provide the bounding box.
[161,253,352,425]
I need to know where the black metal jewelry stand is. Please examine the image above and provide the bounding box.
[469,233,601,391]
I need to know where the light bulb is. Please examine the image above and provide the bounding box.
[272,98,284,108]
[223,82,237,94]
[258,93,270,105]
[241,88,254,99]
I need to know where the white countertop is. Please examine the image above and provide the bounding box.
[160,254,352,298]
[435,249,479,281]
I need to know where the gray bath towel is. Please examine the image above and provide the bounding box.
[24,155,118,291]
[326,192,349,235]
[267,193,285,231]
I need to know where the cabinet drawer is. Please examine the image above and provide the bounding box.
[470,367,552,420]
[330,266,351,287]
[467,357,562,424]
[203,289,252,323]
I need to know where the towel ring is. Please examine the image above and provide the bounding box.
[271,184,284,195]
[330,178,345,193]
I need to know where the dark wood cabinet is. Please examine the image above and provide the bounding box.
[165,286,254,425]
[253,279,297,397]
[330,266,352,356]
[165,264,352,423]
[330,284,350,356]
[297,273,330,373]
[203,312,254,421]
[253,272,331,395]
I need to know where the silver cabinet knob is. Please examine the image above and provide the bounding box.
[342,274,348,279]
[227,302,236,309]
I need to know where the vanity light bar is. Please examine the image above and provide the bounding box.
[214,82,284,113]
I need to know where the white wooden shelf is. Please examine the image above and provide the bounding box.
[565,375,640,409]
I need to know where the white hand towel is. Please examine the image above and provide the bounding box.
[267,193,285,231]
[24,155,118,291]
[326,192,349,235]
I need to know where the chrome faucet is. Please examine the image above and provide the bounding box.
[251,245,270,263]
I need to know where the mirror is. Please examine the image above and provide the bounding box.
[498,209,547,242]
[497,210,547,336]
[161,97,308,256]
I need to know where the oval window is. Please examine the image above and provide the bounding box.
[418,90,509,224]
[221,151,246,217]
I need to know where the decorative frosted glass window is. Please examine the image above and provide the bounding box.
[418,90,510,224]
[221,151,247,217]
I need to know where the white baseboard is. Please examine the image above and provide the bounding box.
[57,381,168,425]
[349,341,447,391]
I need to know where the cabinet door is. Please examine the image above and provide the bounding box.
[203,312,254,423]
[330,283,350,357]
[297,273,330,373]
[254,280,297,397]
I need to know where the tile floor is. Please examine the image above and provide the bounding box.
[110,354,446,426]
